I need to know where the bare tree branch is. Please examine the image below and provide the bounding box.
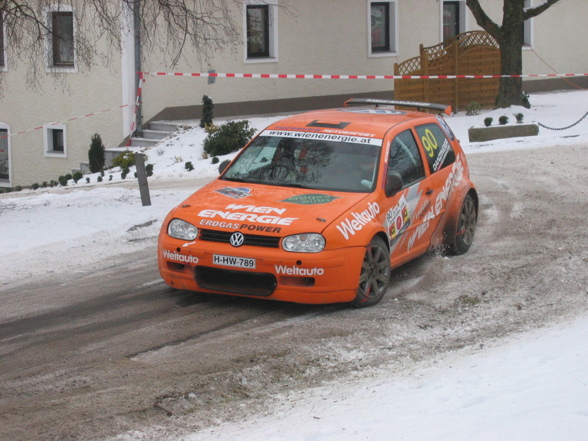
[465,0,501,41]
[523,0,561,20]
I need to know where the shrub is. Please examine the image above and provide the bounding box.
[200,95,214,128]
[31,183,40,190]
[185,161,194,172]
[65,173,72,181]
[58,175,68,186]
[499,115,509,125]
[465,101,481,116]
[146,164,154,177]
[211,156,219,164]
[121,167,130,179]
[73,171,83,183]
[86,177,90,184]
[50,180,58,187]
[113,151,136,169]
[484,117,493,127]
[97,175,103,183]
[42,182,48,188]
[514,113,524,124]
[203,120,256,156]
[522,92,531,109]
[88,133,106,173]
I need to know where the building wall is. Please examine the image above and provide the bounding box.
[0,5,130,188]
[140,0,439,124]
[522,1,586,77]
[140,0,587,125]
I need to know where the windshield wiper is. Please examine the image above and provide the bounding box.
[274,182,314,189]
[222,176,257,184]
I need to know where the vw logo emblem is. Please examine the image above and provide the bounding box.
[230,231,245,247]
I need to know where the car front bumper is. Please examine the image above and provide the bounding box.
[158,237,365,304]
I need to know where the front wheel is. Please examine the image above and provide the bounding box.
[448,193,477,255]
[351,237,391,308]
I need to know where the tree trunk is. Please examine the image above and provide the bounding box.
[496,0,526,108]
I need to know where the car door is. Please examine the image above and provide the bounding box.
[409,121,458,250]
[384,128,431,266]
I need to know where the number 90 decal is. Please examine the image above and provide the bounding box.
[421,129,438,158]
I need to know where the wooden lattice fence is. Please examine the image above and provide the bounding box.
[394,31,500,111]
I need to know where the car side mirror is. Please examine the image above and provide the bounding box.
[218,159,231,175]
[385,172,403,197]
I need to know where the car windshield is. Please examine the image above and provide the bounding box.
[222,134,382,192]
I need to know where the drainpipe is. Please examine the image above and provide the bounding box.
[133,0,143,137]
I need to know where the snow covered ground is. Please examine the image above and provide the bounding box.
[2,90,588,440]
[188,315,588,441]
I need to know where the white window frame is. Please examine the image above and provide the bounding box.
[44,123,68,158]
[368,0,398,57]
[243,0,279,63]
[440,0,467,42]
[523,0,534,49]
[0,123,11,186]
[44,4,77,73]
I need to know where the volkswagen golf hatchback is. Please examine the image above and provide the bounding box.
[158,99,478,307]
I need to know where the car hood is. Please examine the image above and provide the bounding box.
[172,179,371,234]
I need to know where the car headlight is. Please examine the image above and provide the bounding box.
[168,218,198,241]
[282,233,325,253]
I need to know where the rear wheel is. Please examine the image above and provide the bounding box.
[449,193,477,255]
[351,237,391,308]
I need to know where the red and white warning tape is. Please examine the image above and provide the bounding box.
[1,104,132,140]
[143,71,588,80]
[5,71,587,142]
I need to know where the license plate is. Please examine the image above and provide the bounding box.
[213,254,256,269]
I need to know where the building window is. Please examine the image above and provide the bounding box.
[443,1,461,42]
[0,127,9,181]
[247,5,269,58]
[244,2,277,61]
[44,125,67,157]
[442,1,467,43]
[46,8,76,70]
[370,1,397,55]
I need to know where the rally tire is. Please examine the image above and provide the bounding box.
[448,193,477,255]
[351,236,391,308]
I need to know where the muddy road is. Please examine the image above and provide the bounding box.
[1,144,587,440]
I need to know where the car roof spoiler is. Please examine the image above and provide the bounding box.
[344,98,452,116]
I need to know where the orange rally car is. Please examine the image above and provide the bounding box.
[158,99,478,307]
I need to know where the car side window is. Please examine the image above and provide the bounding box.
[388,129,425,187]
[414,123,456,173]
